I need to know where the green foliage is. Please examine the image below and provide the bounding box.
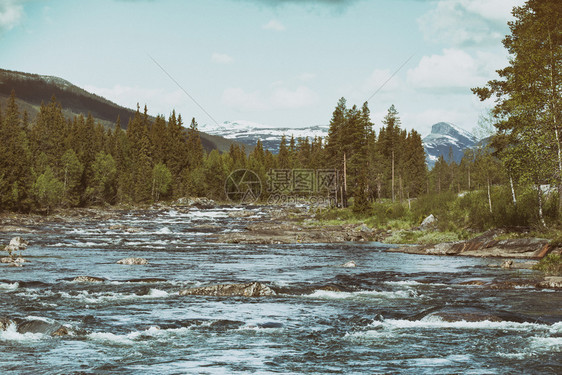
[32,166,64,211]
[152,163,172,202]
[532,253,562,276]
[86,151,117,204]
[60,149,84,206]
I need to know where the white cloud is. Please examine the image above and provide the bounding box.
[222,85,318,112]
[262,19,285,31]
[418,0,525,46]
[407,48,495,92]
[0,0,24,35]
[211,52,234,64]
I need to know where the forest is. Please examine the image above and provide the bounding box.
[0,0,560,233]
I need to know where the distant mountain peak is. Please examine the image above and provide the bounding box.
[423,122,479,168]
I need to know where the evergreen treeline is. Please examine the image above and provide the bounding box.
[0,91,221,212]
[0,89,430,213]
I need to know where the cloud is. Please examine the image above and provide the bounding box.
[0,0,24,35]
[222,85,318,111]
[418,0,525,46]
[263,19,285,31]
[211,52,234,64]
[407,48,500,93]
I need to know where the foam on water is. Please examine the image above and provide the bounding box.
[0,324,45,342]
[58,289,170,304]
[364,316,552,331]
[0,282,19,291]
[307,289,420,300]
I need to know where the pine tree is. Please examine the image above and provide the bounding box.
[473,0,562,218]
[60,149,84,207]
[325,97,347,168]
[0,91,31,211]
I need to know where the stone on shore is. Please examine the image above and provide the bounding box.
[419,214,437,230]
[179,282,276,297]
[117,257,148,265]
[390,233,555,259]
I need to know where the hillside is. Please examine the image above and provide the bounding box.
[0,68,238,153]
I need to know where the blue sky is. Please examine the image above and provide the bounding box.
[0,0,524,136]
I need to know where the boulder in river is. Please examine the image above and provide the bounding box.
[117,257,148,265]
[72,276,106,283]
[179,282,276,297]
[0,317,12,330]
[1,257,26,263]
[412,306,540,323]
[15,318,70,337]
[537,276,562,289]
[338,261,357,268]
[5,236,29,252]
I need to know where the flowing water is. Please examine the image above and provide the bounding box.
[1,207,561,374]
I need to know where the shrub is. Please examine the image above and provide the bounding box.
[532,253,562,276]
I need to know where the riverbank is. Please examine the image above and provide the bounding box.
[2,202,561,284]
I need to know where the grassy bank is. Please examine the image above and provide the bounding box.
[311,190,562,245]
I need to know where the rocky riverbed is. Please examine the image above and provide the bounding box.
[0,205,561,374]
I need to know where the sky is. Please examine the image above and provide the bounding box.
[0,0,525,136]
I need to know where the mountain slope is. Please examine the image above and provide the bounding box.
[0,68,238,153]
[422,122,478,168]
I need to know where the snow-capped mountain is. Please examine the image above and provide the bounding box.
[203,120,479,169]
[201,121,329,151]
[422,122,479,169]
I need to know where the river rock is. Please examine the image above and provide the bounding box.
[179,282,276,297]
[537,276,562,289]
[175,197,216,208]
[339,261,357,268]
[501,260,514,268]
[72,276,106,283]
[117,257,148,265]
[0,317,12,330]
[16,319,70,337]
[4,236,29,252]
[417,306,537,323]
[227,210,255,218]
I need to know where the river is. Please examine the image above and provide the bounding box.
[1,206,561,374]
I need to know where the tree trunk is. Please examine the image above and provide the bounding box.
[548,28,562,216]
[537,184,547,228]
[343,153,347,208]
[487,177,492,214]
[391,150,395,202]
[510,174,517,207]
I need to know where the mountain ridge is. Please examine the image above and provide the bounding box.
[0,68,239,153]
[202,120,480,167]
